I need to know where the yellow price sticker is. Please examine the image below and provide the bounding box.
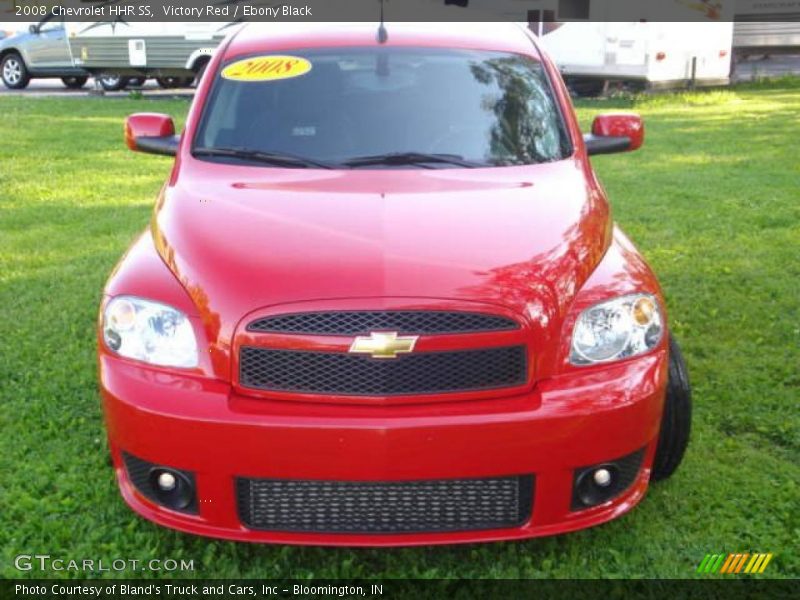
[221,55,312,82]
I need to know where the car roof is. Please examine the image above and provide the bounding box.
[225,22,541,60]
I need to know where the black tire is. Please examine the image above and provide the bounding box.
[127,77,146,88]
[98,74,129,91]
[61,76,88,89]
[156,76,179,89]
[156,76,194,89]
[1,52,31,89]
[652,335,692,481]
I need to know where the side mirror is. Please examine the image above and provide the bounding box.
[29,24,39,34]
[584,113,644,156]
[124,113,179,156]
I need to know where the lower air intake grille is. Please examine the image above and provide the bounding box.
[239,345,527,396]
[237,476,534,534]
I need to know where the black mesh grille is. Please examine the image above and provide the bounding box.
[239,345,527,396]
[247,311,518,335]
[237,475,534,533]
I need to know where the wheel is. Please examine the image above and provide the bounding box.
[156,76,191,89]
[61,76,88,89]
[98,74,129,91]
[1,52,30,89]
[156,76,179,89]
[651,335,692,481]
[127,77,146,88]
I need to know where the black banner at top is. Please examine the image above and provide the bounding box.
[3,0,800,23]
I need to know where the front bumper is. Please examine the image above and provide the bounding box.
[100,350,667,546]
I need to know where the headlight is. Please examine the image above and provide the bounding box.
[103,296,198,368]
[570,294,663,365]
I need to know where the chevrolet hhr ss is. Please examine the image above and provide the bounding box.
[99,22,691,545]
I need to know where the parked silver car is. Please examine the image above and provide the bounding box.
[0,17,89,89]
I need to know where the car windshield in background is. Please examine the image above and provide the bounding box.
[193,47,569,169]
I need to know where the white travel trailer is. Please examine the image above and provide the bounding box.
[443,0,735,89]
[541,21,734,89]
[733,0,800,58]
[65,20,237,89]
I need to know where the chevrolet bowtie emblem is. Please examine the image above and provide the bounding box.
[349,332,418,359]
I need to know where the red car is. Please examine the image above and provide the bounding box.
[99,22,691,546]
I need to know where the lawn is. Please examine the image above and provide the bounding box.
[0,81,798,580]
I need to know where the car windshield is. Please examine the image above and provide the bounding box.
[193,47,569,168]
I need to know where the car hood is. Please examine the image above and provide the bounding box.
[153,159,610,343]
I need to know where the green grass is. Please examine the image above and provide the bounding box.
[1,82,798,580]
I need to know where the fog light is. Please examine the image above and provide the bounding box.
[571,448,646,510]
[574,465,619,507]
[593,468,612,487]
[122,452,198,514]
[157,471,176,491]
[148,468,194,510]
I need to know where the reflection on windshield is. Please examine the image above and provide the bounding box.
[195,47,568,168]
[470,56,564,165]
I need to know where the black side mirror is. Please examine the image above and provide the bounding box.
[29,24,39,34]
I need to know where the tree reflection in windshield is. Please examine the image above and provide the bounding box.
[470,56,564,165]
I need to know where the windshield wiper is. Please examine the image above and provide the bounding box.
[192,146,337,169]
[342,152,483,169]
